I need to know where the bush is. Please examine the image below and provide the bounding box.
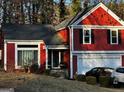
[44,69,51,75]
[74,74,86,82]
[0,63,4,71]
[64,69,69,79]
[30,63,39,73]
[50,72,61,77]
[86,76,97,85]
[60,62,66,69]
[99,76,111,87]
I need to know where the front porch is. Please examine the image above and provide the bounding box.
[46,45,69,70]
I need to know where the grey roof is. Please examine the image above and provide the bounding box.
[68,5,95,25]
[55,17,73,30]
[55,4,96,30]
[2,24,65,45]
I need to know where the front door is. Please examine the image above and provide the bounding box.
[48,50,64,69]
[52,51,59,68]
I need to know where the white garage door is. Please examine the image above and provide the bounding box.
[77,54,121,74]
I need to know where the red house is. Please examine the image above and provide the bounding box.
[1,2,124,79]
[57,3,124,79]
[1,24,70,72]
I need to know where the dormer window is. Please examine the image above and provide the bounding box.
[110,30,118,44]
[83,29,91,44]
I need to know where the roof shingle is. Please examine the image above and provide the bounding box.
[2,24,65,45]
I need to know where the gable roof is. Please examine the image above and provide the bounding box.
[55,5,95,30]
[56,2,124,30]
[73,3,124,25]
[2,24,65,45]
[68,5,96,26]
[55,17,73,30]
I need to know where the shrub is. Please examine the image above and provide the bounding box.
[30,63,39,73]
[0,63,4,71]
[50,72,60,77]
[64,69,69,79]
[59,62,66,69]
[74,74,86,81]
[99,76,111,87]
[86,76,97,85]
[44,69,51,75]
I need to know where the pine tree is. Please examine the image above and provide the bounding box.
[59,0,66,22]
[107,0,124,21]
[71,0,81,16]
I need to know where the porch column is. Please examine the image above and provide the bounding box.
[59,51,61,64]
[70,26,74,79]
[4,41,7,71]
[46,46,48,69]
[51,50,53,68]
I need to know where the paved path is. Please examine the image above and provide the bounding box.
[15,75,124,92]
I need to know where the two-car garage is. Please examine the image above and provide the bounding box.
[77,53,122,75]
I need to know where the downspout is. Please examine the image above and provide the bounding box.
[68,25,73,79]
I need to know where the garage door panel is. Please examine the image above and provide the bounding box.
[77,54,121,74]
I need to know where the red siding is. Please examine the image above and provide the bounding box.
[7,43,15,72]
[73,55,77,77]
[74,29,124,51]
[57,28,69,44]
[63,50,70,70]
[40,43,46,73]
[80,7,122,26]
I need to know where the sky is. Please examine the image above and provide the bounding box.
[54,0,71,4]
[54,0,123,4]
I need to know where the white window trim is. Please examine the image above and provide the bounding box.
[110,29,118,45]
[83,28,91,44]
[15,43,40,69]
[4,42,7,71]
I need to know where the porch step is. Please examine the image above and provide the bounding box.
[50,69,68,79]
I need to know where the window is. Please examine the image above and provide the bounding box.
[18,50,38,66]
[83,29,91,44]
[116,68,124,73]
[110,30,118,44]
[91,68,97,72]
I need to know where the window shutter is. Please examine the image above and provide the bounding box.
[107,30,110,44]
[79,29,83,43]
[118,30,121,44]
[91,29,94,44]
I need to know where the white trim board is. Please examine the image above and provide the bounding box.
[4,40,44,43]
[73,3,124,26]
[46,46,48,69]
[71,25,124,29]
[15,44,17,69]
[38,43,41,67]
[4,42,7,71]
[47,45,69,49]
[17,48,38,50]
[69,26,73,79]
[0,50,2,60]
[72,51,124,54]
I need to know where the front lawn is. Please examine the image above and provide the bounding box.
[0,72,123,92]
